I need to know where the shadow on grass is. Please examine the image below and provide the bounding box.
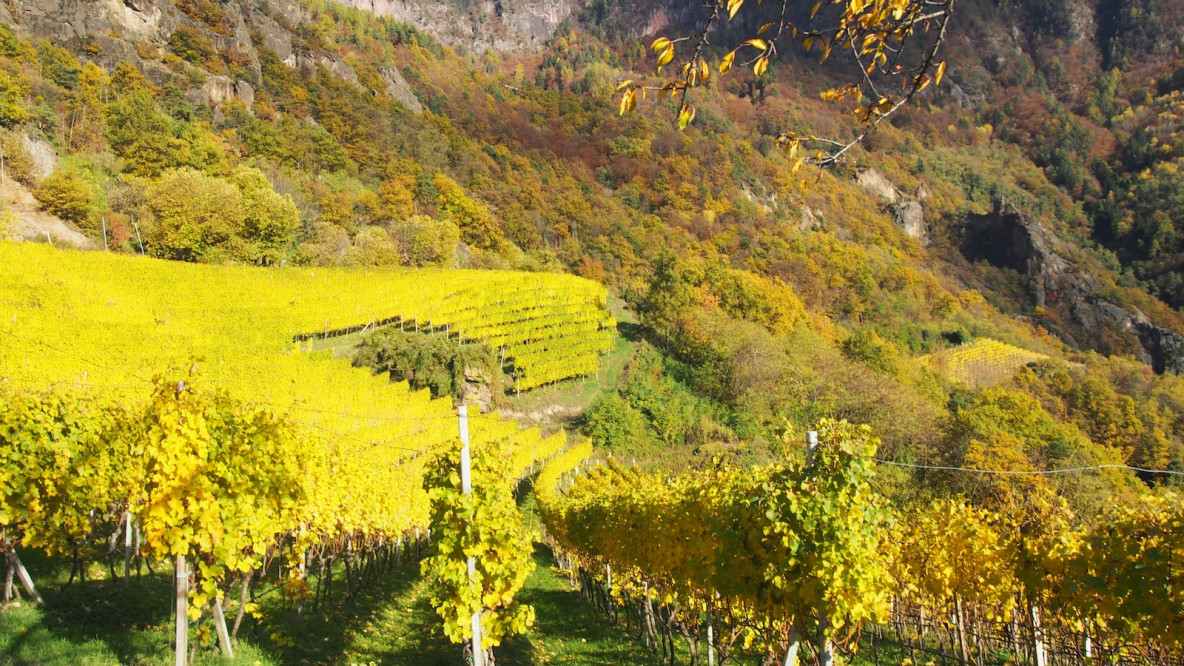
[615,321,646,343]
[0,549,452,666]
[0,551,181,665]
[496,543,656,666]
[252,555,462,666]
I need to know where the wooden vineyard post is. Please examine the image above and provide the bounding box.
[458,405,484,666]
[175,554,189,666]
[101,216,108,251]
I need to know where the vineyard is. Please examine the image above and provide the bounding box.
[0,240,603,660]
[0,242,616,397]
[919,339,1050,389]
[536,424,1184,665]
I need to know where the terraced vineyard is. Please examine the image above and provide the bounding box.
[0,242,614,398]
[0,241,610,546]
[919,338,1050,389]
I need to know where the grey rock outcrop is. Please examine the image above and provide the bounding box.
[891,200,926,241]
[380,66,423,113]
[855,168,928,242]
[19,133,57,181]
[338,0,572,51]
[961,199,1184,375]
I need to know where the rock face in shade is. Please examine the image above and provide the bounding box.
[961,199,1184,375]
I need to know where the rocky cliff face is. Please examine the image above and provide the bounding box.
[337,0,573,51]
[0,0,424,114]
[961,200,1184,375]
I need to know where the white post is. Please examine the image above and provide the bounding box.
[213,597,234,657]
[784,625,801,666]
[817,611,834,666]
[101,216,108,251]
[175,554,189,666]
[459,405,484,666]
[13,552,43,605]
[806,430,819,466]
[133,221,145,255]
[707,610,715,666]
[124,511,132,581]
[1031,603,1047,666]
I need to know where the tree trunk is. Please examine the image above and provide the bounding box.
[231,571,252,644]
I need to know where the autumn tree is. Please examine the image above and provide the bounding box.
[142,167,246,262]
[34,168,96,228]
[432,173,503,250]
[387,214,460,267]
[619,0,955,166]
[228,166,300,265]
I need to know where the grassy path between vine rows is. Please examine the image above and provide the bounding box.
[0,512,656,665]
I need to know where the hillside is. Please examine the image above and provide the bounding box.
[1,0,1183,663]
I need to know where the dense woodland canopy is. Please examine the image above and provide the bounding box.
[0,0,1181,527]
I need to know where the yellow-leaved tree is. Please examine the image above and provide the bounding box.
[619,0,955,167]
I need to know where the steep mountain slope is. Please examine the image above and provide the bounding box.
[2,0,1184,477]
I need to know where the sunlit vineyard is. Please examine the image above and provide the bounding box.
[919,338,1050,389]
[0,242,614,399]
[0,241,597,656]
[538,430,1183,665]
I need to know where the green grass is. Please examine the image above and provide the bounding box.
[0,505,659,665]
[0,554,274,666]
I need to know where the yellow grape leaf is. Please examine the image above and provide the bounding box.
[618,88,636,116]
[657,45,675,67]
[720,50,736,74]
[754,56,769,77]
[747,38,768,51]
[678,103,696,130]
[615,79,633,91]
[727,0,745,20]
[651,37,672,53]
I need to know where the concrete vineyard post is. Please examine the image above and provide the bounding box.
[13,551,42,605]
[175,554,189,666]
[124,511,132,582]
[459,405,484,666]
[784,625,801,666]
[213,598,234,658]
